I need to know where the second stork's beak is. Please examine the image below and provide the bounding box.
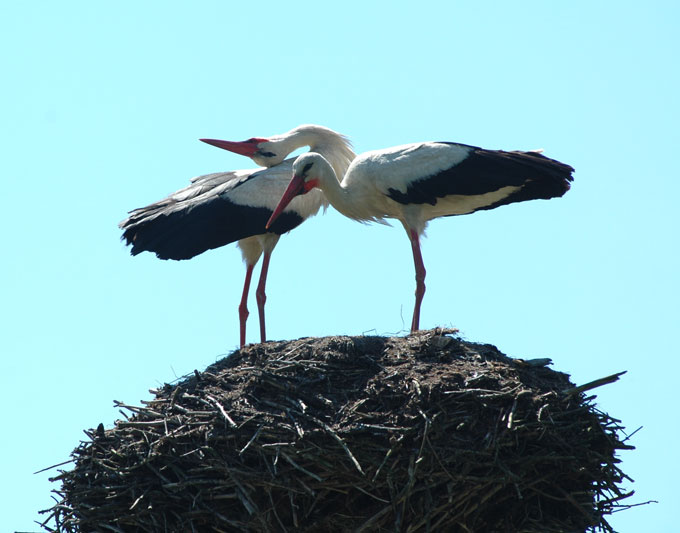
[266,174,307,229]
[199,138,260,157]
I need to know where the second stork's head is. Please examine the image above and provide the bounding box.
[201,124,355,173]
[201,133,290,167]
[199,134,290,168]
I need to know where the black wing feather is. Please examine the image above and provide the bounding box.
[388,145,574,212]
[119,174,302,260]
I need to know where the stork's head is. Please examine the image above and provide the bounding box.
[199,136,288,168]
[266,153,326,229]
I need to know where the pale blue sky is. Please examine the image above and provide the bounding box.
[2,2,678,531]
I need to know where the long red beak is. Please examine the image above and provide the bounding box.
[199,138,259,157]
[266,174,306,229]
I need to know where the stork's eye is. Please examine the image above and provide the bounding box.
[259,151,277,158]
[302,162,313,175]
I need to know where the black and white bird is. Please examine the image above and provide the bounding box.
[267,141,574,332]
[120,124,355,346]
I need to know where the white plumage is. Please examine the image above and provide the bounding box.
[120,124,355,346]
[267,141,573,332]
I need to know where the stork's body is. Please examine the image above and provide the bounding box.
[268,141,574,331]
[120,125,355,346]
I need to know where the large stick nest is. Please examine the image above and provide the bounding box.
[43,330,633,532]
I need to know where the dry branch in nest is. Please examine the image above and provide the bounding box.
[42,329,634,532]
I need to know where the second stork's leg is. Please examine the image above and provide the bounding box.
[408,229,426,332]
[255,251,272,343]
[239,263,255,347]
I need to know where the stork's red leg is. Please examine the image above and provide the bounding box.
[408,229,426,332]
[239,263,255,347]
[255,251,272,343]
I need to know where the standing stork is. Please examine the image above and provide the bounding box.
[266,141,573,332]
[119,125,355,346]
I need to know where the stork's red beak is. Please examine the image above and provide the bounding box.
[199,138,261,157]
[266,174,306,229]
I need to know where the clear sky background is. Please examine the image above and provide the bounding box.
[2,2,678,531]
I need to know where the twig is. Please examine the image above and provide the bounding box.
[564,371,627,396]
[239,426,263,455]
[308,416,364,475]
[280,451,323,482]
[206,395,237,428]
[34,459,74,475]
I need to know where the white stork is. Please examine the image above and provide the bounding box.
[119,124,355,346]
[266,141,574,332]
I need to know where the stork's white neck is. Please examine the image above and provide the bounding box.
[278,125,355,183]
[310,156,365,221]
